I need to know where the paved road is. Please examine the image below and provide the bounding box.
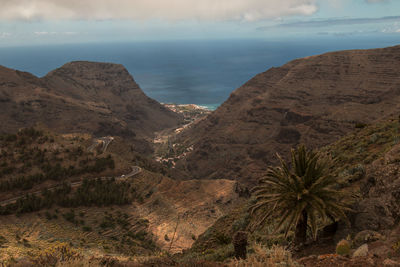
[88,137,114,153]
[0,166,142,207]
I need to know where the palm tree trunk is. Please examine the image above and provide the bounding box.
[294,210,308,246]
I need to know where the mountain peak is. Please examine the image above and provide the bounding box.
[0,62,183,143]
[44,61,139,96]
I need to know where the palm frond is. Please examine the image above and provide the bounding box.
[249,144,351,244]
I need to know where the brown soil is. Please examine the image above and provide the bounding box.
[132,171,243,253]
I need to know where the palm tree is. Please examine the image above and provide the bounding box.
[250,145,349,246]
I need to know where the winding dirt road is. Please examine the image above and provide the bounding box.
[88,136,114,153]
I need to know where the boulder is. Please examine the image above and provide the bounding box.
[354,230,384,247]
[383,259,400,267]
[353,198,395,231]
[353,244,369,257]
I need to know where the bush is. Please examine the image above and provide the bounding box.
[228,244,300,267]
[32,243,81,266]
[100,214,115,229]
[336,239,351,256]
[82,226,92,232]
[0,177,132,215]
[205,244,235,262]
[45,211,53,220]
[63,210,76,223]
[355,123,368,129]
[214,232,232,245]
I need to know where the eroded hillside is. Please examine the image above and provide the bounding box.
[176,45,400,185]
[0,62,183,154]
[189,117,400,265]
[0,128,243,264]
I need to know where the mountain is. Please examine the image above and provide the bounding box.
[176,45,400,185]
[0,61,183,151]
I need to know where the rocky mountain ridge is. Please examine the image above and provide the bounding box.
[176,45,400,185]
[0,61,183,153]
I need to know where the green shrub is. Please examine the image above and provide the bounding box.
[228,244,300,267]
[336,239,351,256]
[355,123,367,129]
[204,244,235,262]
[231,214,250,233]
[45,211,53,220]
[214,232,231,245]
[82,226,92,232]
[100,215,115,229]
[370,134,379,143]
[63,210,76,223]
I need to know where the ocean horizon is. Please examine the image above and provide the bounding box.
[0,37,399,110]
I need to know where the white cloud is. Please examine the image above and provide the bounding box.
[0,32,11,38]
[33,31,78,36]
[381,28,400,33]
[0,0,318,21]
[381,22,400,33]
[365,0,389,3]
[34,31,50,36]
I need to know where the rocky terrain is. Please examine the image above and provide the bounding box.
[189,116,400,266]
[0,127,243,264]
[132,172,243,253]
[176,45,400,185]
[0,62,183,153]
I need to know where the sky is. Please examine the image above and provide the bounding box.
[0,0,399,46]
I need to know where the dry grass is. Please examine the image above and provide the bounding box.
[228,244,301,267]
[33,242,82,266]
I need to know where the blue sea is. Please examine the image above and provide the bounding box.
[0,37,398,110]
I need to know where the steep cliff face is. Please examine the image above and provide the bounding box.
[176,45,400,185]
[0,61,183,152]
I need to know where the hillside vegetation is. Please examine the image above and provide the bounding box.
[0,128,243,266]
[0,128,119,197]
[186,116,400,266]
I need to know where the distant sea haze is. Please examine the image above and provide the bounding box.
[0,37,399,110]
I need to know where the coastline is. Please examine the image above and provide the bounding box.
[162,103,219,111]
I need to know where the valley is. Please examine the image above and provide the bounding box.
[154,104,211,168]
[1,45,400,266]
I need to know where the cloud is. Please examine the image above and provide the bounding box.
[258,15,400,30]
[381,28,398,33]
[381,23,400,33]
[33,31,78,36]
[317,30,381,37]
[0,32,11,38]
[0,0,318,22]
[365,0,389,3]
[34,31,53,36]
